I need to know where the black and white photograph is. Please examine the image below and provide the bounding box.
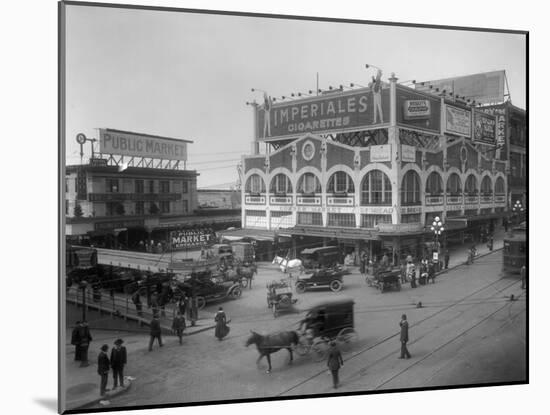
[55,0,531,413]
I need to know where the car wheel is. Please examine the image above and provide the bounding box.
[231,286,242,298]
[295,282,306,293]
[329,280,343,292]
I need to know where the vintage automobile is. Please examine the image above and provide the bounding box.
[174,276,242,309]
[366,268,402,292]
[295,297,358,361]
[299,246,340,270]
[295,265,349,293]
[266,280,298,317]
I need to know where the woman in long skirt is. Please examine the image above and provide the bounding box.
[214,307,229,341]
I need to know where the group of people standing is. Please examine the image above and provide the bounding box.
[97,339,128,396]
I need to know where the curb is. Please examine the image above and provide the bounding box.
[435,247,503,278]
[67,380,133,411]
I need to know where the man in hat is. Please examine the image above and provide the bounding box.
[97,344,110,396]
[399,314,411,359]
[110,339,127,389]
[327,340,344,389]
[172,311,186,345]
[148,315,163,351]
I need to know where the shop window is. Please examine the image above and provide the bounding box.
[327,171,355,194]
[297,172,321,194]
[446,173,462,195]
[160,181,170,193]
[245,174,266,194]
[401,214,421,223]
[135,201,144,215]
[361,170,392,205]
[148,180,155,193]
[481,176,493,195]
[135,179,144,194]
[160,200,170,213]
[327,213,356,228]
[182,181,188,194]
[360,214,391,228]
[270,174,292,195]
[426,172,443,195]
[401,170,421,205]
[270,211,293,228]
[465,175,478,195]
[297,212,323,226]
[106,179,119,193]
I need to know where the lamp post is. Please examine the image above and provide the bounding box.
[79,280,88,322]
[430,216,445,270]
[512,200,524,225]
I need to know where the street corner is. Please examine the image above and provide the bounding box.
[67,378,133,411]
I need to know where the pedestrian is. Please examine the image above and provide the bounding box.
[71,321,81,361]
[177,295,187,316]
[487,235,494,251]
[503,218,509,232]
[410,267,417,289]
[77,321,92,367]
[427,261,436,284]
[520,264,527,289]
[444,249,450,269]
[172,311,186,345]
[398,314,411,359]
[359,251,366,275]
[187,294,198,327]
[148,315,163,351]
[110,339,127,389]
[326,340,344,389]
[97,344,110,396]
[214,307,230,341]
[400,261,407,284]
[131,290,143,317]
[150,292,159,317]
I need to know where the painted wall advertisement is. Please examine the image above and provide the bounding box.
[473,111,497,145]
[396,87,441,133]
[99,129,189,161]
[444,104,471,137]
[255,87,390,141]
[170,229,215,250]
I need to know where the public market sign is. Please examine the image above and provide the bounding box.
[170,229,215,250]
[256,88,390,141]
[99,129,189,161]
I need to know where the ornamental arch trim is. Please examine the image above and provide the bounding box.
[268,167,296,192]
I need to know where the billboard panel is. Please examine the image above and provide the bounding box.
[473,111,497,145]
[170,228,215,250]
[480,104,507,148]
[396,86,441,133]
[99,129,189,161]
[444,104,471,137]
[256,87,390,141]
[415,70,505,105]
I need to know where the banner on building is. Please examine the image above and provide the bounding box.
[256,87,390,141]
[415,70,505,105]
[480,104,507,147]
[444,104,471,137]
[170,228,215,250]
[396,86,441,133]
[473,111,497,145]
[99,129,189,161]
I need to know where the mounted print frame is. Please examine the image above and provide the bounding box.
[59,1,528,414]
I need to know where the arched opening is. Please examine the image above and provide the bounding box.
[425,171,444,195]
[465,174,478,195]
[297,172,322,194]
[360,170,392,205]
[327,171,355,194]
[446,173,462,195]
[495,177,505,194]
[401,170,421,205]
[270,173,292,195]
[245,174,266,194]
[481,176,493,195]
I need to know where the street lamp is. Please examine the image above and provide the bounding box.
[430,216,445,268]
[512,200,524,225]
[79,280,89,322]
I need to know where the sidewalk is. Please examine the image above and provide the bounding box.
[442,227,505,271]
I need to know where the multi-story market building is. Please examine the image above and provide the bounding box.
[230,72,519,263]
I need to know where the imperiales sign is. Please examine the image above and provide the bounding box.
[256,88,390,141]
[170,229,214,250]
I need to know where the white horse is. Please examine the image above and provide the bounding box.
[272,256,303,274]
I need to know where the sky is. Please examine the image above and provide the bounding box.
[64,4,526,188]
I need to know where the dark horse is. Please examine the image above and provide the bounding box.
[245,330,299,373]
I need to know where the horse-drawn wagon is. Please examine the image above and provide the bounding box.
[266,280,297,317]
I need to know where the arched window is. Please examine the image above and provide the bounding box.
[425,172,443,195]
[465,175,478,195]
[361,170,392,205]
[327,171,355,194]
[481,176,493,195]
[446,173,462,195]
[245,174,265,194]
[495,177,505,194]
[401,170,421,204]
[270,174,292,195]
[297,172,321,194]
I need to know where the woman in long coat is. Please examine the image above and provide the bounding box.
[214,307,229,341]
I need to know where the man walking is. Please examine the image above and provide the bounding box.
[327,340,344,389]
[148,316,163,351]
[444,249,450,269]
[77,321,92,367]
[97,344,110,396]
[110,339,127,389]
[399,314,411,359]
[172,311,186,345]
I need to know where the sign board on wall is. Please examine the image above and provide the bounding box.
[480,105,507,147]
[401,145,416,163]
[256,87,390,141]
[473,111,497,145]
[404,100,431,119]
[170,229,215,250]
[396,86,441,133]
[444,105,471,137]
[99,129,189,161]
[370,145,391,162]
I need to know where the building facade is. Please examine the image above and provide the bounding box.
[238,75,511,262]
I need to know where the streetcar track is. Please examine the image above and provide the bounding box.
[277,275,523,396]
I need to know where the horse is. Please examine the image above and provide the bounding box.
[245,330,299,373]
[272,256,304,275]
[236,265,256,289]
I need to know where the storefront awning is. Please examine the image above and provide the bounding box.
[217,228,277,242]
[286,226,379,241]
